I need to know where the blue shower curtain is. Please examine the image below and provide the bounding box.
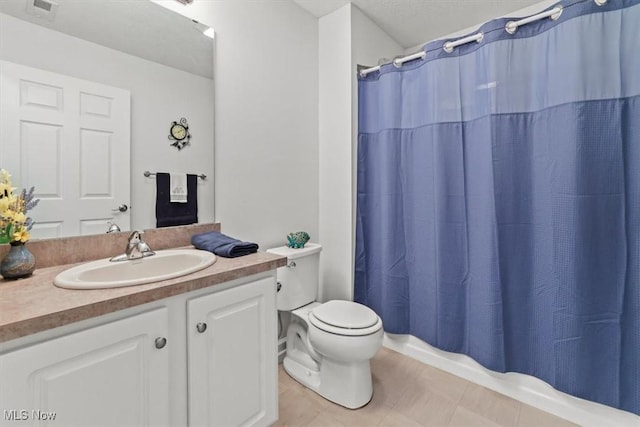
[355,0,640,415]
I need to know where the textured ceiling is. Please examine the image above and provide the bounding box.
[293,0,552,48]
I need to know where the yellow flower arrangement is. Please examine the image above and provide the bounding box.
[0,169,39,244]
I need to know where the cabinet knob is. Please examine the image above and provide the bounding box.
[196,322,207,333]
[155,337,167,349]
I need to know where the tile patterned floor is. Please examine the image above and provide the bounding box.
[275,347,578,427]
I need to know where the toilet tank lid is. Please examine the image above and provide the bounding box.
[266,242,322,260]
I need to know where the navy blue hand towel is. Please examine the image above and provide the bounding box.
[156,173,198,227]
[191,231,258,258]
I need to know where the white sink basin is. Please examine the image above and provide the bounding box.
[54,249,216,289]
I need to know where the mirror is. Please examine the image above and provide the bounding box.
[0,0,215,239]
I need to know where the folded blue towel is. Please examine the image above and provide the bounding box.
[191,231,258,258]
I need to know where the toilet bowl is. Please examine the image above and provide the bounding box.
[267,244,383,409]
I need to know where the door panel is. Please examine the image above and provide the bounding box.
[0,60,131,238]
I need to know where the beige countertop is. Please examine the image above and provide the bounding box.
[0,251,286,343]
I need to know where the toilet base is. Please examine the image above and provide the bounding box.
[283,353,320,391]
[283,355,373,409]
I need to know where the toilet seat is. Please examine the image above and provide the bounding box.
[309,300,382,336]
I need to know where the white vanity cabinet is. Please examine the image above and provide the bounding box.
[187,277,278,427]
[0,274,278,427]
[0,307,171,427]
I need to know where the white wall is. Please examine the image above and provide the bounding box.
[0,12,215,232]
[317,4,402,302]
[155,0,319,250]
[318,4,353,302]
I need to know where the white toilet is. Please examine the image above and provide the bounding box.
[267,243,383,409]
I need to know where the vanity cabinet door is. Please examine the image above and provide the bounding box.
[0,307,170,427]
[187,278,278,427]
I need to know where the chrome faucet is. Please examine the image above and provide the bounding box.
[110,230,155,262]
[125,230,144,259]
[106,221,121,233]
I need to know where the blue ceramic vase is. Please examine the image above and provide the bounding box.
[0,242,36,279]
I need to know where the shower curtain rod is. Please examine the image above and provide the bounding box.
[359,0,607,78]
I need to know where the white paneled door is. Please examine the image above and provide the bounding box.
[0,60,130,238]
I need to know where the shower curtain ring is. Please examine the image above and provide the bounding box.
[506,5,563,34]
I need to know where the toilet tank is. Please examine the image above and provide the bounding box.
[266,243,322,311]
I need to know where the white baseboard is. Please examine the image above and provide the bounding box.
[383,333,639,427]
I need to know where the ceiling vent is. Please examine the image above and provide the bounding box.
[26,0,59,21]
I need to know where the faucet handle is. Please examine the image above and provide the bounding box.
[128,230,142,242]
[131,230,155,257]
[112,230,154,261]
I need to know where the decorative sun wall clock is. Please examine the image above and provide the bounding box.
[168,117,191,150]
